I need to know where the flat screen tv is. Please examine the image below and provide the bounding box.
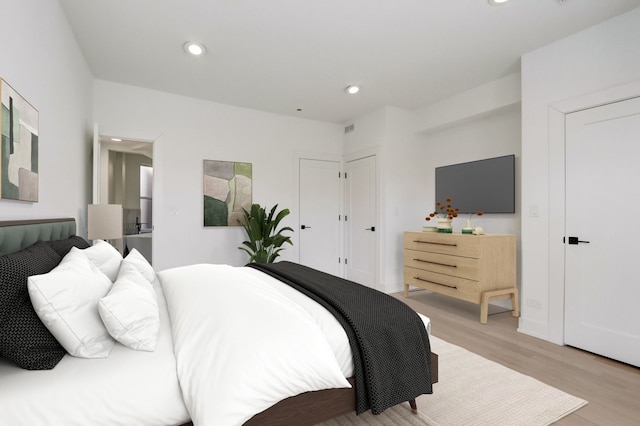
[435,154,515,214]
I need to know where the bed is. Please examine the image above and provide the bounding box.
[0,218,437,425]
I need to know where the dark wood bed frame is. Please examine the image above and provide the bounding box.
[244,353,438,425]
[0,218,438,425]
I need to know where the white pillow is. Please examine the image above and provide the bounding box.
[98,262,160,351]
[28,248,115,358]
[83,240,122,281]
[123,248,155,283]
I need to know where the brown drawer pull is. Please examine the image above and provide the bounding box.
[413,258,457,268]
[413,276,458,289]
[413,240,457,247]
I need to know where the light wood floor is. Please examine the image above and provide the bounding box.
[392,290,640,426]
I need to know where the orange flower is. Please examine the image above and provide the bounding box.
[467,211,483,221]
[428,197,462,220]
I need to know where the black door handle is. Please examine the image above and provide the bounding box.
[301,225,311,230]
[567,236,590,245]
[365,227,375,232]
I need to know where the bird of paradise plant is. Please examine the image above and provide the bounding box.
[239,203,293,263]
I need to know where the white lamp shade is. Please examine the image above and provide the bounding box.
[88,204,123,240]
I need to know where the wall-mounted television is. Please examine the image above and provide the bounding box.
[435,154,515,214]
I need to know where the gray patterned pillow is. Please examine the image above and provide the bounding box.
[0,242,67,369]
[45,235,91,258]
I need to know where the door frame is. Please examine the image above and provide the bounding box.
[293,151,344,275]
[344,147,380,290]
[547,80,640,344]
[93,124,162,262]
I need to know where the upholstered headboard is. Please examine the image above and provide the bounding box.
[0,218,77,256]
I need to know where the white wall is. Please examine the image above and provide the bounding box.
[412,107,522,287]
[380,106,425,294]
[343,108,387,156]
[414,73,521,135]
[0,0,93,231]
[344,75,522,294]
[520,6,640,343]
[93,80,343,271]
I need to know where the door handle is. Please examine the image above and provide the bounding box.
[365,227,375,232]
[301,225,311,230]
[567,236,590,245]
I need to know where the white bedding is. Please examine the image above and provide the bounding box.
[0,278,190,426]
[159,264,352,425]
[0,263,431,426]
[241,266,432,377]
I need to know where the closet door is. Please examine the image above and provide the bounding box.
[564,96,640,367]
[299,158,342,276]
[344,155,377,289]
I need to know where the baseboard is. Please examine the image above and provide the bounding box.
[517,316,552,342]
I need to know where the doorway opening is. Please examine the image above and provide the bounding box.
[98,135,154,262]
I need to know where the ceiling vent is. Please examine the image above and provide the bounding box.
[344,124,355,134]
[554,0,569,4]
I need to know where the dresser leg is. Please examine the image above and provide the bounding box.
[480,288,519,324]
[480,298,490,324]
[404,283,409,297]
[511,288,520,318]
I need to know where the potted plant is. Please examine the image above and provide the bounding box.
[238,203,294,263]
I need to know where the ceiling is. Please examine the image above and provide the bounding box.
[100,138,153,159]
[59,0,640,124]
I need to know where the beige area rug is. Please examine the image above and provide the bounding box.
[319,336,587,426]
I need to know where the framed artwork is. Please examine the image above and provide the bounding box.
[203,159,252,226]
[0,78,39,202]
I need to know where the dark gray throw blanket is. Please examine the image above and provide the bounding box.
[247,261,432,415]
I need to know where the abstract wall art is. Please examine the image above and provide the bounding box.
[0,78,39,202]
[203,159,252,226]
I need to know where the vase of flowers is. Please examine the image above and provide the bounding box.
[425,198,459,233]
[435,217,453,233]
[462,211,484,234]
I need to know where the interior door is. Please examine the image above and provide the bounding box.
[299,159,341,276]
[565,96,640,367]
[345,155,376,288]
[92,124,100,203]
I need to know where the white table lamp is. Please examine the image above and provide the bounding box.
[88,204,123,242]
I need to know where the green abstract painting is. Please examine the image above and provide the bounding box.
[203,160,252,226]
[0,78,39,202]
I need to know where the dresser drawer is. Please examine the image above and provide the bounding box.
[404,267,481,303]
[404,249,479,281]
[403,231,517,322]
[403,232,480,258]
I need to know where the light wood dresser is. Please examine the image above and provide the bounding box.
[403,231,519,324]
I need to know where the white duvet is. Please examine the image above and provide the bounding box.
[0,278,190,426]
[0,263,431,426]
[159,264,352,425]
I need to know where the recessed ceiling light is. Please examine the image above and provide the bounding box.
[184,41,206,56]
[110,138,122,142]
[345,85,360,95]
[488,0,510,5]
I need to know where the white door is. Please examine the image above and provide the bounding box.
[92,124,100,203]
[565,96,640,367]
[345,155,376,288]
[299,159,341,276]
